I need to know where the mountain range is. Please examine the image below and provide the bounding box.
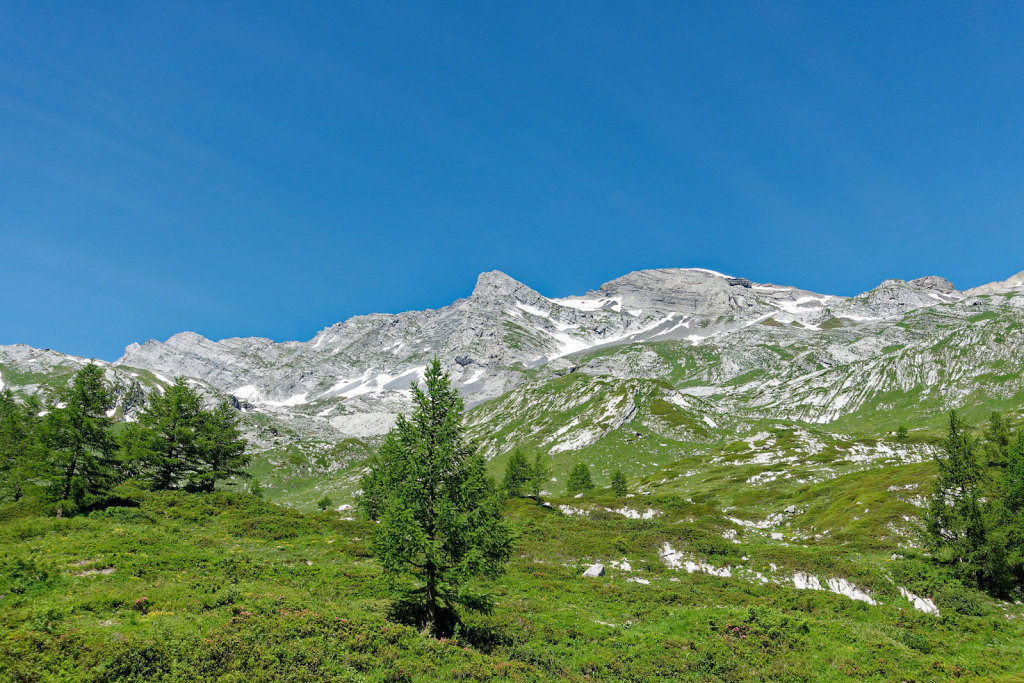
[3,266,1023,506]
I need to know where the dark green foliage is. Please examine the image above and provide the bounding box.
[527,454,550,499]
[610,468,627,496]
[896,425,909,441]
[187,399,249,492]
[2,369,247,514]
[924,411,1024,596]
[502,449,530,498]
[38,365,118,509]
[566,462,594,495]
[316,495,333,511]
[122,378,248,492]
[123,377,204,490]
[357,359,513,635]
[0,390,45,502]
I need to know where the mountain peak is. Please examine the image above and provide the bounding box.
[471,270,531,299]
[909,276,957,294]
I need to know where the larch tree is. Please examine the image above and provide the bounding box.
[41,364,118,509]
[502,449,530,498]
[357,359,512,636]
[0,390,45,502]
[188,399,249,492]
[566,462,594,495]
[124,377,204,490]
[611,468,628,496]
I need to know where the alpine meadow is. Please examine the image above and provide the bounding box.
[3,267,1024,680]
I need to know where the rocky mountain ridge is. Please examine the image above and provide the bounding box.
[3,265,1024,507]
[113,268,1019,414]
[3,268,1022,434]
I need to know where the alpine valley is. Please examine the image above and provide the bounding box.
[4,265,1024,680]
[3,266,1024,510]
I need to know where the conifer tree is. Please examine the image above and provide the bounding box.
[124,378,248,492]
[502,449,530,498]
[0,390,45,501]
[40,364,118,507]
[566,462,594,495]
[358,359,512,636]
[124,377,204,490]
[611,468,628,496]
[528,454,550,499]
[188,399,249,492]
[924,411,1000,589]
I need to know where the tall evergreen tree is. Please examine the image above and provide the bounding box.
[124,378,249,492]
[566,462,594,495]
[358,359,512,636]
[993,425,1024,592]
[610,468,628,496]
[124,377,204,490]
[0,390,45,501]
[924,411,1002,591]
[188,399,249,492]
[502,449,530,498]
[40,365,118,507]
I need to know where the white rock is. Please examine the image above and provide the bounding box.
[792,572,823,590]
[899,587,940,616]
[826,578,876,605]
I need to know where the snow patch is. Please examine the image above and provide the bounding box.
[263,392,308,407]
[233,385,260,401]
[514,302,550,318]
[550,296,621,312]
[463,368,486,384]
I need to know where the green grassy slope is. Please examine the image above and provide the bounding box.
[2,491,1022,682]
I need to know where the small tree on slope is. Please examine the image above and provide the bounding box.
[502,449,530,498]
[611,468,628,497]
[357,359,512,636]
[528,454,550,500]
[566,462,594,495]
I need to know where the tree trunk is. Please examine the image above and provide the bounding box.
[425,564,438,636]
[62,456,77,500]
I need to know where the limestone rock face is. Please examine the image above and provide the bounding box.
[965,270,1024,296]
[5,266,1022,448]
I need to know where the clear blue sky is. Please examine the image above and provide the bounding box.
[2,2,1023,360]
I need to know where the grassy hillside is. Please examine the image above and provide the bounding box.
[2,489,1022,681]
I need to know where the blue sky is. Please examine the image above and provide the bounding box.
[2,1,1023,360]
